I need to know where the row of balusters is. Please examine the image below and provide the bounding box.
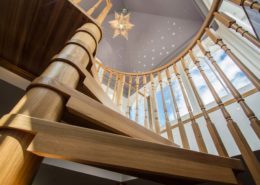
[93,6,260,183]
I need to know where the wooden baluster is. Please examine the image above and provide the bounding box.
[96,0,112,24]
[201,33,260,138]
[135,76,139,123]
[214,12,260,47]
[166,68,190,149]
[86,0,103,16]
[198,38,260,184]
[158,72,174,141]
[0,22,101,185]
[185,53,228,156]
[126,76,132,118]
[106,71,112,94]
[143,75,149,128]
[228,120,260,185]
[150,73,161,134]
[206,29,260,91]
[71,0,82,5]
[174,64,208,153]
[117,74,125,110]
[112,74,119,102]
[230,0,260,12]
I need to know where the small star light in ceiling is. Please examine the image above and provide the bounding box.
[109,9,134,40]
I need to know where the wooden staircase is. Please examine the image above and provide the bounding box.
[0,0,259,185]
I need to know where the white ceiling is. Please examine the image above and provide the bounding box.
[81,0,205,72]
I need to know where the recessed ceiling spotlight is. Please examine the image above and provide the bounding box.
[172,32,176,36]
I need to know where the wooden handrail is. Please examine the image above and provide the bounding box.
[94,0,221,75]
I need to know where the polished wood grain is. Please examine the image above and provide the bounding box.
[66,96,176,146]
[185,52,228,157]
[158,72,174,141]
[174,65,208,153]
[165,68,190,149]
[0,0,99,77]
[0,114,244,184]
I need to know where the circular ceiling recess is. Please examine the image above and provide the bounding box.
[83,0,205,73]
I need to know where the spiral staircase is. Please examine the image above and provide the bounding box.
[0,0,259,185]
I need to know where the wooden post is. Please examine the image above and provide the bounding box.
[0,22,101,185]
[158,72,174,141]
[205,29,260,91]
[174,65,208,153]
[126,76,132,118]
[143,75,149,128]
[228,121,260,185]
[198,40,260,184]
[214,12,260,47]
[185,52,228,157]
[96,0,112,25]
[166,68,190,149]
[203,31,260,138]
[150,73,161,134]
[71,0,82,5]
[135,76,139,123]
[229,0,260,12]
[86,0,103,16]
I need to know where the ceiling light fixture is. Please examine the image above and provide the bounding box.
[109,8,134,40]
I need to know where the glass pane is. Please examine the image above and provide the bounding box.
[243,0,260,39]
[212,49,251,89]
[189,66,215,105]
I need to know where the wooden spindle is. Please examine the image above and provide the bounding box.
[228,120,260,185]
[174,64,208,153]
[86,0,103,16]
[158,72,174,141]
[199,35,260,138]
[96,0,112,24]
[230,0,260,12]
[143,75,149,128]
[71,0,82,5]
[126,76,132,118]
[150,73,161,134]
[106,71,112,94]
[206,29,260,91]
[197,40,260,185]
[135,76,139,123]
[185,52,228,156]
[166,68,190,149]
[214,12,260,47]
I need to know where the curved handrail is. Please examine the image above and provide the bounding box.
[96,0,221,75]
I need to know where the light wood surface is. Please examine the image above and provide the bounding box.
[66,96,177,146]
[0,114,244,184]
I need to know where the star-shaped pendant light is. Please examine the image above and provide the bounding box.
[109,9,134,40]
